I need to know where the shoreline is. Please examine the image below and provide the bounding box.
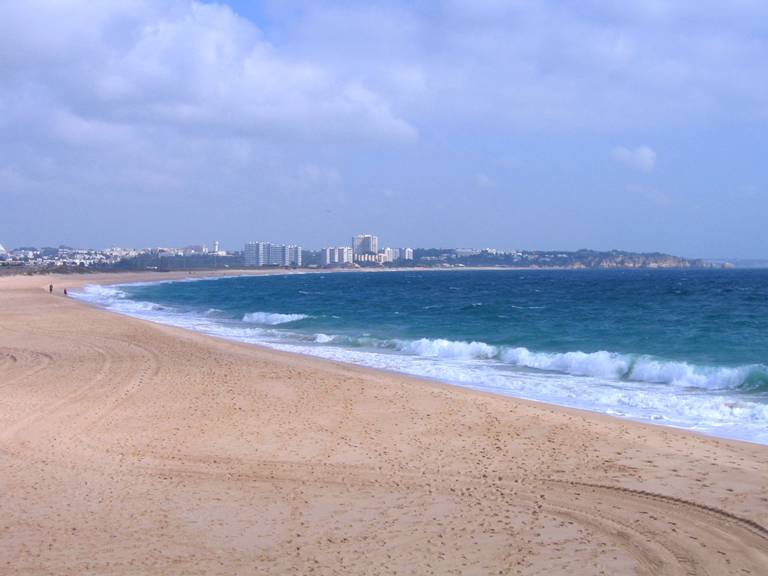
[1,271,767,574]
[72,269,768,448]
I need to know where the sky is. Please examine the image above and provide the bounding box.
[1,1,766,258]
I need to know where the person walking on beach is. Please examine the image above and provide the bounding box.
[49,283,53,294]
[63,288,68,296]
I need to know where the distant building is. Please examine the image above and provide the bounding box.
[244,242,302,267]
[211,239,226,256]
[354,253,379,264]
[381,247,413,263]
[270,244,302,267]
[182,244,208,256]
[289,245,303,267]
[244,242,263,266]
[322,246,353,267]
[352,234,378,258]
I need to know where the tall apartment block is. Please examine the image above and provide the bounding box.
[321,246,354,266]
[244,242,302,267]
[352,234,378,257]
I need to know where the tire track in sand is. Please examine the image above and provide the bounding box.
[538,478,768,575]
[0,347,54,388]
[542,479,768,541]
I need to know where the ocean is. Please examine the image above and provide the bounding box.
[74,269,768,444]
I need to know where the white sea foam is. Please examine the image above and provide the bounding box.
[399,338,498,359]
[75,284,164,314]
[242,312,309,325]
[79,284,126,300]
[501,348,630,379]
[381,337,762,391]
[499,347,762,391]
[627,358,751,390]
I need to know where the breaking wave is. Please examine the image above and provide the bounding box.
[242,311,309,325]
[75,284,165,314]
[377,338,766,392]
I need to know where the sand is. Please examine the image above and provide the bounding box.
[1,272,767,575]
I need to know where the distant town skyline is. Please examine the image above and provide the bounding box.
[0,228,759,263]
[1,1,767,259]
[1,240,719,271]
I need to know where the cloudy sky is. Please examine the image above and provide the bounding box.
[1,0,766,257]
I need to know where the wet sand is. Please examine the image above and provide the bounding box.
[1,272,767,574]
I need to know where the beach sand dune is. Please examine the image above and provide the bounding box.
[1,273,767,574]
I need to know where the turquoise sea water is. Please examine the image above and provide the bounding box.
[75,269,768,444]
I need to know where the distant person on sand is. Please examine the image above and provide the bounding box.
[49,283,53,294]
[63,288,68,296]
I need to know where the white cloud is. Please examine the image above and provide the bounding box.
[0,1,417,144]
[612,146,657,172]
[277,1,768,130]
[0,0,421,248]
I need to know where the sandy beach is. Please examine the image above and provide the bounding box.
[1,272,766,575]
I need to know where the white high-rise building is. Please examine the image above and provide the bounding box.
[245,242,301,267]
[338,246,353,264]
[352,234,378,257]
[322,246,353,266]
[244,242,265,266]
[381,247,413,262]
[321,247,333,266]
[274,245,302,267]
[289,245,302,267]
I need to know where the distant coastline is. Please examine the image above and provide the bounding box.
[0,247,730,277]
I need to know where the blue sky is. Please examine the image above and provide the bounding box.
[1,1,766,257]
